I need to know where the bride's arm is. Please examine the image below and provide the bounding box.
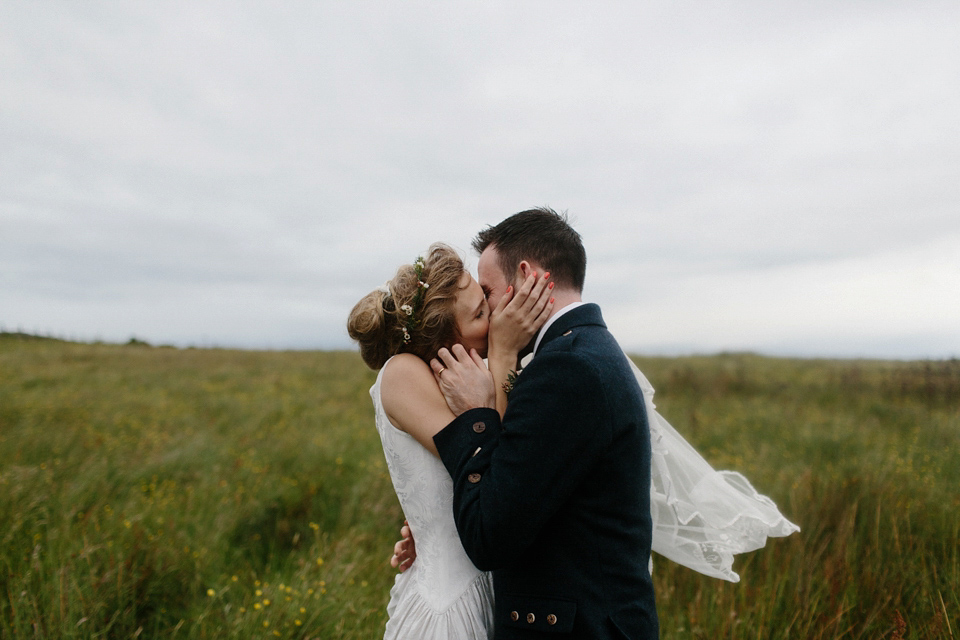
[380,354,457,457]
[486,271,554,417]
[380,356,446,574]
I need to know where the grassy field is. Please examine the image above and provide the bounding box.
[0,334,957,638]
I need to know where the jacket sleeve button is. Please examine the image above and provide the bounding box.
[467,473,481,483]
[510,611,519,622]
[472,421,486,433]
[547,614,557,625]
[526,613,535,624]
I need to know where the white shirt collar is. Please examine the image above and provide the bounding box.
[532,301,586,356]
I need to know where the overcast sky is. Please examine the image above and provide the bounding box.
[2,2,958,359]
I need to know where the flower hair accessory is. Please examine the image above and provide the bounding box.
[401,256,429,344]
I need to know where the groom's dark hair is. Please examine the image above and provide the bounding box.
[472,207,586,292]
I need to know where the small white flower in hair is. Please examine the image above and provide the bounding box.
[400,304,413,316]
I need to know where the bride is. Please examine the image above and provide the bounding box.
[348,243,798,639]
[348,243,550,638]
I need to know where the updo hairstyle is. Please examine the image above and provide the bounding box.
[347,243,466,370]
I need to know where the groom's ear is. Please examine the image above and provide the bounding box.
[516,260,533,281]
[515,260,543,287]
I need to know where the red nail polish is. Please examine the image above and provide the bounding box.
[550,297,555,304]
[544,272,550,279]
[506,286,512,293]
[532,271,537,278]
[548,282,554,289]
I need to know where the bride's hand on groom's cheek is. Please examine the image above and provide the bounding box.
[489,270,554,353]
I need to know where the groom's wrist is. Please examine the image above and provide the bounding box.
[433,407,499,477]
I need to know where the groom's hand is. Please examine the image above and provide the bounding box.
[390,520,416,572]
[430,344,495,416]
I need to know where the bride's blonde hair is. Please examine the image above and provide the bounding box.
[347,243,467,370]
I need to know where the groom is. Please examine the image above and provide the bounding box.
[430,208,659,638]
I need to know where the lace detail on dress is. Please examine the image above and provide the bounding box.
[385,569,494,640]
[371,360,494,638]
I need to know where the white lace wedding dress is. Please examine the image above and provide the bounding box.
[372,360,495,640]
[370,354,799,638]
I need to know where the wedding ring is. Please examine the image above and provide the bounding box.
[437,367,446,375]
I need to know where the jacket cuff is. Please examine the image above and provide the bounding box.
[433,407,500,478]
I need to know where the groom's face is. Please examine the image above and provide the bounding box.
[477,245,514,311]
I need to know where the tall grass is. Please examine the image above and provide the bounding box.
[633,354,959,639]
[1,337,397,638]
[1,336,956,638]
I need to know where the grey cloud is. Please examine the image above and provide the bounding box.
[1,1,958,356]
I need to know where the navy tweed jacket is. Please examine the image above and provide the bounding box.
[434,303,659,639]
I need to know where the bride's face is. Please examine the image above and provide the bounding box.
[453,271,490,358]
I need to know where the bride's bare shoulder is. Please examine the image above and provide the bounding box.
[380,354,452,454]
[381,354,442,411]
[382,353,434,389]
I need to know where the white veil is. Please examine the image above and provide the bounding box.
[628,355,800,582]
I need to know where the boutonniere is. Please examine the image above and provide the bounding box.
[501,369,519,395]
